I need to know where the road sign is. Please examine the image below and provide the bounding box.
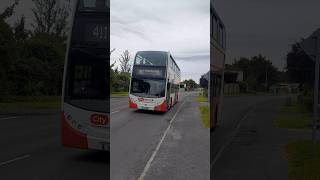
[300,28,320,61]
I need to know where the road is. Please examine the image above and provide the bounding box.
[0,90,208,180]
[0,112,108,179]
[111,91,210,180]
[211,95,291,180]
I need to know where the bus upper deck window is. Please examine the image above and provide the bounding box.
[83,0,96,8]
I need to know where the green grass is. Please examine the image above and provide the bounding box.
[287,140,320,180]
[197,96,208,102]
[274,98,311,129]
[197,91,208,103]
[0,96,60,110]
[197,93,209,128]
[111,91,128,97]
[199,105,210,128]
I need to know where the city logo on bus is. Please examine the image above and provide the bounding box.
[90,114,108,126]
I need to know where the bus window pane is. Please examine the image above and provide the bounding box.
[78,0,108,12]
[212,15,218,40]
[219,24,224,46]
[83,0,96,8]
[66,52,108,112]
[130,78,166,98]
[134,51,167,66]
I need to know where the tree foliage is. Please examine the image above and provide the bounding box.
[182,79,198,90]
[231,54,279,91]
[110,50,132,93]
[31,0,70,39]
[0,0,68,100]
[119,50,132,73]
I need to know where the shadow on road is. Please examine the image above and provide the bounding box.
[134,109,166,115]
[67,150,109,164]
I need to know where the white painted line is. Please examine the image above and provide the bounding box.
[111,110,120,114]
[211,107,256,169]
[137,99,188,180]
[0,155,31,167]
[0,116,18,121]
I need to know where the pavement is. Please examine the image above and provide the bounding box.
[111,91,210,180]
[211,95,312,180]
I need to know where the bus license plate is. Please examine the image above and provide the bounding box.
[141,106,149,110]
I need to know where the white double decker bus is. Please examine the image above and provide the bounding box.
[129,51,181,112]
[61,0,109,150]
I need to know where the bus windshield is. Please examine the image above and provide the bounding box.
[130,78,166,98]
[134,51,167,66]
[65,49,108,113]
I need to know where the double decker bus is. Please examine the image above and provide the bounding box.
[210,3,226,130]
[129,51,181,112]
[61,0,109,150]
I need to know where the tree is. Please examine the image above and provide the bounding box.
[0,1,19,98]
[182,79,198,90]
[0,0,19,20]
[14,15,29,41]
[119,50,132,73]
[232,54,279,91]
[31,0,70,39]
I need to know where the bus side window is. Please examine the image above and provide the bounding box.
[212,15,218,40]
[219,24,224,47]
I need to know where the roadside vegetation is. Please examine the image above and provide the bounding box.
[274,96,311,129]
[197,91,210,128]
[287,140,320,180]
[111,91,129,97]
[0,96,60,111]
[0,1,69,108]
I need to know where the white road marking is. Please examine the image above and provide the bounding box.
[211,106,256,168]
[0,116,18,121]
[137,99,188,180]
[111,110,120,114]
[0,155,31,167]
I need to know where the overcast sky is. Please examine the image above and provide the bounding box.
[214,0,320,70]
[3,0,317,77]
[110,0,210,82]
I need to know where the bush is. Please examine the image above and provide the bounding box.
[298,93,313,112]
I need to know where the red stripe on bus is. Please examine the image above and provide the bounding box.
[129,98,138,109]
[61,112,88,149]
[154,100,167,112]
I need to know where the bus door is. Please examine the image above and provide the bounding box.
[166,80,171,109]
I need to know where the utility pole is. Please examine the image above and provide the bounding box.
[313,36,319,144]
[265,65,268,92]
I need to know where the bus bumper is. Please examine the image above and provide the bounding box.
[61,112,109,151]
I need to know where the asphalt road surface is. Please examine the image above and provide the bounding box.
[111,91,210,180]
[0,112,108,179]
[211,95,289,180]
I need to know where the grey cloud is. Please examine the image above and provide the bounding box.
[175,54,210,61]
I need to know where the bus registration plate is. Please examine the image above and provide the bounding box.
[140,106,150,110]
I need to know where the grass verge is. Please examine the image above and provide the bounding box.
[0,96,60,110]
[197,93,210,128]
[287,140,320,180]
[111,91,128,97]
[199,105,210,128]
[274,97,310,129]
